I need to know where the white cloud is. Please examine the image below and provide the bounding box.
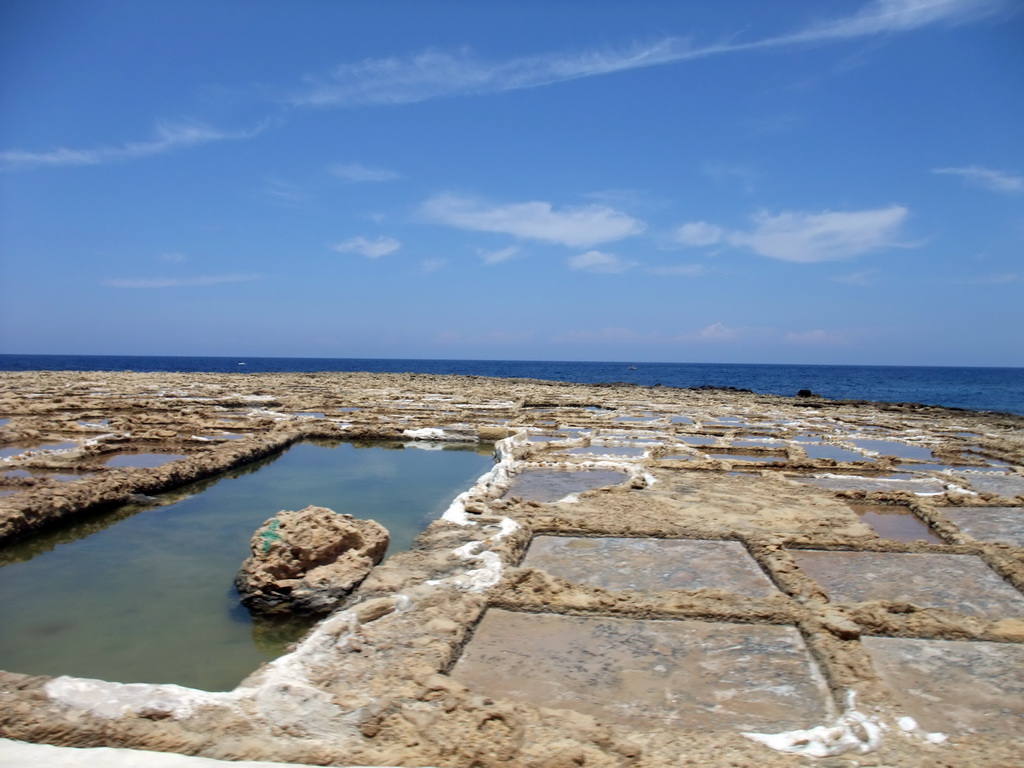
[1,120,266,170]
[332,236,402,258]
[288,1,1002,107]
[103,274,262,289]
[789,0,1003,41]
[727,206,912,263]
[421,194,645,248]
[477,245,520,264]
[675,221,724,247]
[932,165,1024,194]
[568,250,637,274]
[330,162,401,182]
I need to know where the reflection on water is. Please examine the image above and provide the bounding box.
[503,468,628,502]
[105,453,186,468]
[850,439,933,460]
[0,440,492,691]
[848,503,943,544]
[803,444,868,462]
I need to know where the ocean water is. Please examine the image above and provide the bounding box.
[1,354,1021,416]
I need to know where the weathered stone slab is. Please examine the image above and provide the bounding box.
[522,536,779,596]
[863,636,1024,737]
[451,610,835,731]
[941,506,1024,547]
[791,551,1024,619]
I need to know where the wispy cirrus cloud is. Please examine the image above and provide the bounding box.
[332,235,402,258]
[421,194,645,248]
[676,205,914,263]
[262,178,311,205]
[932,165,1024,193]
[1,120,267,171]
[103,274,262,289]
[568,250,638,274]
[477,245,521,265]
[290,0,1002,107]
[834,270,876,286]
[786,0,1004,41]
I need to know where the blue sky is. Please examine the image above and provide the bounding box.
[1,0,1021,366]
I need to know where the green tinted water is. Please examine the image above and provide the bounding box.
[0,440,492,691]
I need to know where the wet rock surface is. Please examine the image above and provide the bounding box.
[235,505,389,615]
[1,369,1023,767]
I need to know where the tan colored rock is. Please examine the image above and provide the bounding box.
[235,505,389,615]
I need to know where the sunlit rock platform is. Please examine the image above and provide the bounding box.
[1,369,1023,767]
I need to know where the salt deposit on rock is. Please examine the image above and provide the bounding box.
[235,505,389,615]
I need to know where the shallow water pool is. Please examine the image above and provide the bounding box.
[0,440,492,691]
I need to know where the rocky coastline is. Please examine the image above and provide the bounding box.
[1,370,1022,767]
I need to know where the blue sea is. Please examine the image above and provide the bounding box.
[1,354,1022,416]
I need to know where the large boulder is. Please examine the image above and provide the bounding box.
[235,505,389,615]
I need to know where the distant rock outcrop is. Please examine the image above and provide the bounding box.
[235,505,389,615]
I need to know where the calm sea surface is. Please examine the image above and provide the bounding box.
[0,440,492,690]
[1,354,1022,416]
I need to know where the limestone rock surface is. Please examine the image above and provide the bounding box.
[235,505,389,615]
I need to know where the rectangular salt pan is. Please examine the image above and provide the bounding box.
[521,537,779,596]
[796,475,946,495]
[105,453,187,468]
[863,637,1024,737]
[850,439,933,460]
[791,551,1024,619]
[964,474,1024,498]
[502,469,629,502]
[848,504,943,544]
[941,507,1024,548]
[452,611,835,732]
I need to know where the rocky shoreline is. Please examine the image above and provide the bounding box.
[1,370,1023,767]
